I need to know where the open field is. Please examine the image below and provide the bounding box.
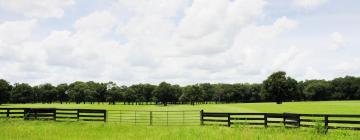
[1,101,360,140]
[2,100,360,113]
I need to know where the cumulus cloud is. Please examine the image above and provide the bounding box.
[175,0,266,55]
[0,0,75,18]
[0,20,37,44]
[0,0,357,85]
[293,0,327,9]
[329,32,345,50]
[333,58,360,75]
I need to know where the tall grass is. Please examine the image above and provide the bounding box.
[0,119,359,140]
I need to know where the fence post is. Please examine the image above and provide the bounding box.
[77,109,80,121]
[200,110,204,126]
[53,109,56,121]
[324,115,329,129]
[297,114,301,128]
[6,109,9,118]
[283,113,286,126]
[135,111,137,125]
[227,113,231,127]
[104,110,107,122]
[150,111,153,126]
[264,113,268,128]
[119,110,122,123]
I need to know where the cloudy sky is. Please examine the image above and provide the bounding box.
[0,0,359,85]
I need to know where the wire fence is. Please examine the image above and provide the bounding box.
[107,110,201,126]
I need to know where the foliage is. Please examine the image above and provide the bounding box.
[1,71,360,105]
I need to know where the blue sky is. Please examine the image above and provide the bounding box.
[0,0,359,85]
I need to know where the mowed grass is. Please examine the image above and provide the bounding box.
[1,101,360,140]
[2,100,360,113]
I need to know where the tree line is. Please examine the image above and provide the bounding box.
[1,71,360,105]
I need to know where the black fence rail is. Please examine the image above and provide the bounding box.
[107,110,200,126]
[201,110,360,130]
[0,108,106,122]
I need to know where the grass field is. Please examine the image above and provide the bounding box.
[2,100,360,113]
[1,101,360,140]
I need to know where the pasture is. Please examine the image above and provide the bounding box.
[1,101,360,140]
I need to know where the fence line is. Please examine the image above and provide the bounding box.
[200,110,360,130]
[2,108,360,130]
[0,108,106,122]
[106,110,201,126]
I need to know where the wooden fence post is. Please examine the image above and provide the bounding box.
[227,113,231,127]
[324,115,329,129]
[264,113,268,128]
[53,109,56,121]
[150,111,153,126]
[104,110,107,122]
[77,109,80,121]
[283,113,286,126]
[6,109,9,118]
[297,114,301,128]
[200,110,204,126]
[119,110,122,123]
[135,111,137,125]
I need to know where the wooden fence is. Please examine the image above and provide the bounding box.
[200,110,360,130]
[0,108,106,122]
[2,108,360,130]
[107,110,200,126]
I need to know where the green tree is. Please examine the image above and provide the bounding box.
[37,83,57,104]
[56,83,69,104]
[181,84,203,105]
[68,81,89,104]
[153,82,175,106]
[303,80,332,101]
[11,83,34,103]
[263,71,298,104]
[0,79,12,105]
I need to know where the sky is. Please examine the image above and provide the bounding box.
[0,0,359,86]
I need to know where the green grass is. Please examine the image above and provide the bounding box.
[3,100,360,113]
[1,101,360,140]
[1,119,360,140]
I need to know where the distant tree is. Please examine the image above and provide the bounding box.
[249,84,262,102]
[68,81,89,104]
[199,83,215,104]
[263,71,298,104]
[180,85,203,105]
[86,81,107,104]
[331,76,358,100]
[37,83,57,104]
[153,82,175,106]
[213,84,225,103]
[106,83,123,105]
[303,80,332,101]
[11,83,34,103]
[143,84,156,104]
[0,79,12,105]
[56,83,69,104]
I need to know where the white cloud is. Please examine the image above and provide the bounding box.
[74,11,117,36]
[304,67,322,79]
[1,0,358,85]
[333,58,360,75]
[329,32,345,50]
[0,20,37,44]
[293,0,327,9]
[175,0,266,55]
[0,0,75,18]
